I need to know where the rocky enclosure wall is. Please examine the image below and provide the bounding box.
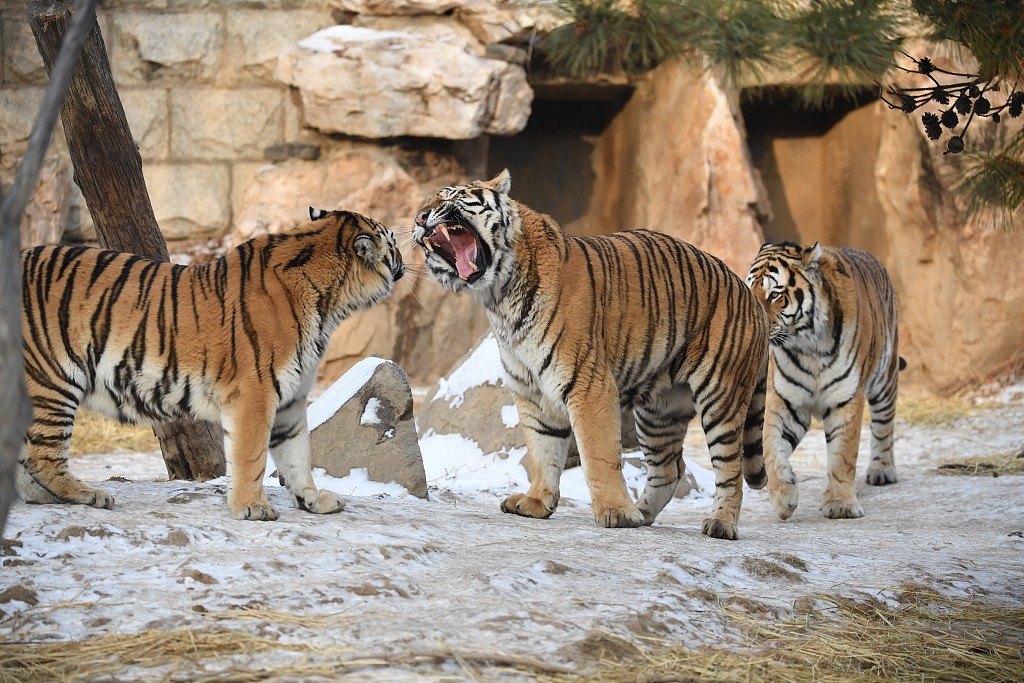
[2,1,1022,393]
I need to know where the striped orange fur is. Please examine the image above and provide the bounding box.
[414,170,770,540]
[745,241,901,520]
[19,209,403,520]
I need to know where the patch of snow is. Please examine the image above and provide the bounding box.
[500,404,520,428]
[433,333,504,408]
[361,398,383,426]
[307,357,388,431]
[419,432,529,494]
[298,26,418,53]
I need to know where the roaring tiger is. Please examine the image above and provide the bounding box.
[745,241,901,520]
[413,170,770,540]
[19,209,404,521]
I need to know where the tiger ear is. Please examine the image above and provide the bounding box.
[354,234,379,263]
[803,242,822,270]
[309,206,329,221]
[487,169,511,194]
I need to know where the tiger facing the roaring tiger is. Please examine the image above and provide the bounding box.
[413,170,770,540]
[745,241,901,520]
[19,209,404,521]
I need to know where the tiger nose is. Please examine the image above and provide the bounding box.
[414,211,428,227]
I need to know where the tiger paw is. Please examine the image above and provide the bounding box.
[866,464,897,486]
[231,500,280,521]
[593,502,644,528]
[769,479,799,520]
[821,498,864,519]
[701,517,738,540]
[294,488,346,515]
[64,486,115,510]
[636,503,661,526]
[500,493,554,519]
[87,489,116,510]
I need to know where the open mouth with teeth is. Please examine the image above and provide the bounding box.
[423,221,490,283]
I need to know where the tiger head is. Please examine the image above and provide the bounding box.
[412,170,518,294]
[308,207,405,311]
[745,241,827,347]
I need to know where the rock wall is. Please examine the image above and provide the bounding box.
[3,2,1021,393]
[582,60,770,277]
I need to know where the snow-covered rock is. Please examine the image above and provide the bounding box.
[417,333,699,498]
[275,25,532,139]
[306,358,428,499]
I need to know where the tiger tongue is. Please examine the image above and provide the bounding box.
[450,230,479,280]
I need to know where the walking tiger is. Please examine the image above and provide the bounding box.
[413,170,770,540]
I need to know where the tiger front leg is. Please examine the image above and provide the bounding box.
[270,399,345,515]
[821,395,866,519]
[222,399,279,521]
[762,392,810,521]
[567,379,644,529]
[500,395,570,519]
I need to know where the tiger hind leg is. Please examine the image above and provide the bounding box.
[270,399,345,515]
[694,392,754,540]
[865,367,899,486]
[21,414,114,509]
[741,355,769,490]
[821,395,866,519]
[634,384,695,526]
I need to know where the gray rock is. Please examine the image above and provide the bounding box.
[417,333,646,473]
[310,360,428,499]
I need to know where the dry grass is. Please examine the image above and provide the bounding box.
[69,409,158,456]
[896,392,978,427]
[538,586,1024,683]
[0,625,571,683]
[2,589,1020,683]
[935,449,1024,477]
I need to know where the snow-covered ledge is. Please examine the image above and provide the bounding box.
[275,25,533,139]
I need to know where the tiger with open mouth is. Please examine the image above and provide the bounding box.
[414,170,770,540]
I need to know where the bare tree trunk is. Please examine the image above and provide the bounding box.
[0,0,98,539]
[27,0,225,482]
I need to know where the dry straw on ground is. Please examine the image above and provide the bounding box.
[2,588,1020,683]
[535,586,1024,683]
[68,408,158,456]
[935,450,1024,477]
[896,392,977,427]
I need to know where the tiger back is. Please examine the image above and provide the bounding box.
[745,241,901,520]
[19,209,404,521]
[413,170,770,540]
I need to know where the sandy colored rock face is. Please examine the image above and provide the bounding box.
[583,59,769,278]
[275,25,532,139]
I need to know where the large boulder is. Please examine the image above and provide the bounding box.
[275,25,533,140]
[308,357,427,499]
[417,333,698,497]
[583,59,769,277]
[233,149,423,242]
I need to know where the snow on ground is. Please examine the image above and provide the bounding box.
[2,386,1023,680]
